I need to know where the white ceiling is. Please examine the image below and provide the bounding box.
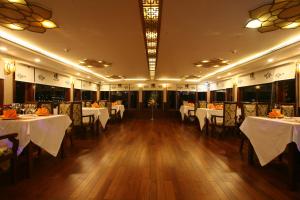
[1,0,300,84]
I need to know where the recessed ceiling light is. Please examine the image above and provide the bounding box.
[87,76,90,79]
[0,46,7,52]
[34,58,41,63]
[195,64,202,67]
[87,65,93,68]
[246,19,262,29]
[76,72,81,75]
[213,65,219,68]
[217,76,221,79]
[98,60,103,63]
[267,58,274,63]
[227,72,232,75]
[201,60,209,63]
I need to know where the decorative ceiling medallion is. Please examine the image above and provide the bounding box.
[140,0,162,80]
[106,75,124,80]
[194,58,229,68]
[79,59,111,68]
[246,0,300,33]
[183,75,201,79]
[0,0,57,33]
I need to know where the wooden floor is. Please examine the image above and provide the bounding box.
[1,113,300,200]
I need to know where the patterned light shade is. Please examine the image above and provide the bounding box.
[140,0,162,80]
[0,0,57,33]
[246,0,300,33]
[194,58,229,68]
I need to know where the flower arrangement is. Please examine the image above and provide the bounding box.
[148,98,157,107]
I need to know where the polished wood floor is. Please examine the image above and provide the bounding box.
[1,112,300,200]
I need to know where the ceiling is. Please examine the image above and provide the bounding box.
[1,0,300,84]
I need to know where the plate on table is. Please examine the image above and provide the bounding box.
[268,115,284,119]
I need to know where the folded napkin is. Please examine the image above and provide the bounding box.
[36,107,49,116]
[3,109,17,119]
[92,103,100,108]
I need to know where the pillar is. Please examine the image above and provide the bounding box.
[3,73,13,104]
[96,84,100,101]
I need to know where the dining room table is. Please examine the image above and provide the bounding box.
[196,107,242,133]
[240,116,300,189]
[112,104,125,119]
[82,107,110,129]
[0,114,72,176]
[180,105,195,121]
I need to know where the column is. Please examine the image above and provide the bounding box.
[138,89,143,111]
[3,73,13,104]
[296,63,300,116]
[96,84,100,101]
[70,83,74,102]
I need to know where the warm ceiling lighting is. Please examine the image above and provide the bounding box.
[217,76,221,79]
[41,20,57,29]
[76,72,81,76]
[0,30,110,81]
[0,46,7,52]
[4,24,24,31]
[246,19,262,29]
[268,58,274,63]
[8,0,26,4]
[245,0,300,33]
[227,72,232,75]
[0,0,58,33]
[282,22,300,29]
[195,58,229,68]
[125,78,147,81]
[157,78,181,81]
[140,0,162,80]
[34,58,41,63]
[79,59,111,69]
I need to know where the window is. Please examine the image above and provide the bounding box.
[100,91,109,101]
[198,92,207,101]
[178,91,195,107]
[239,83,272,102]
[35,84,68,103]
[167,91,176,109]
[111,91,129,108]
[130,91,138,109]
[143,91,163,109]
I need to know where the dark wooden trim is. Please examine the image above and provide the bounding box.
[0,79,3,105]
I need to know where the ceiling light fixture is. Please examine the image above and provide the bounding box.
[0,46,7,52]
[0,30,110,81]
[197,33,300,82]
[245,0,300,33]
[195,58,229,68]
[34,58,41,63]
[0,0,58,33]
[157,78,181,81]
[140,0,162,80]
[268,58,274,63]
[79,59,111,69]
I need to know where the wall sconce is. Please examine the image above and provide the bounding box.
[4,60,16,75]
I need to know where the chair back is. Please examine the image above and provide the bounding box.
[198,101,207,108]
[72,102,82,127]
[257,103,269,117]
[58,102,72,117]
[241,103,257,119]
[82,101,86,108]
[38,102,53,114]
[99,101,106,107]
[223,102,237,126]
[280,104,295,117]
[107,102,112,114]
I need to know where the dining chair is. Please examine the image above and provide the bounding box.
[239,102,257,154]
[256,103,270,117]
[38,102,53,114]
[211,102,238,137]
[198,101,207,108]
[58,102,73,147]
[0,133,19,183]
[280,104,295,117]
[107,102,118,121]
[72,102,94,132]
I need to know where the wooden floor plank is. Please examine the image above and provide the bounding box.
[0,116,299,200]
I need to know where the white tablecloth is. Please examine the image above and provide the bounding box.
[112,105,125,119]
[179,105,195,121]
[0,114,71,157]
[82,107,109,128]
[240,116,300,166]
[196,108,241,130]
